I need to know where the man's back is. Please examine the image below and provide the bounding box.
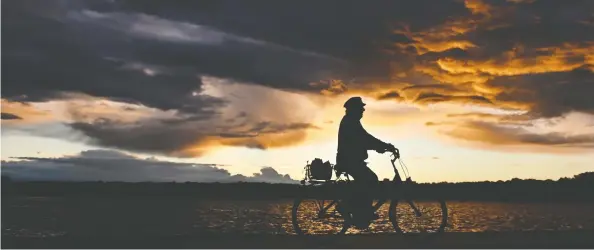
[337,114,369,164]
[336,114,387,166]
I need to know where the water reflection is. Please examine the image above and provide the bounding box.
[3,197,594,237]
[292,199,346,235]
[393,201,445,233]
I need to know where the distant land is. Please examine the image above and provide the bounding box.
[2,172,593,202]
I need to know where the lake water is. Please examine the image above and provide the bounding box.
[3,197,594,237]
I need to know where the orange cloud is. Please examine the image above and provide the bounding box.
[396,39,478,55]
[429,119,594,153]
[445,112,534,125]
[1,99,54,124]
[414,92,492,107]
[436,43,594,76]
[376,91,403,101]
[394,20,479,55]
[391,0,508,56]
[176,124,316,157]
[465,0,494,17]
[393,41,593,116]
[220,129,310,150]
[415,65,491,86]
[310,79,349,96]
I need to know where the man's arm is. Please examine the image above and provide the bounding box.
[356,120,389,151]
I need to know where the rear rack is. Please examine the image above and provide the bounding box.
[301,161,350,185]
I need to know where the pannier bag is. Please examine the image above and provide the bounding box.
[308,158,333,180]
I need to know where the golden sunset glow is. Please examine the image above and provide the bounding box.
[436,44,594,76]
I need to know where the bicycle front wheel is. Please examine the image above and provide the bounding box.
[388,199,448,234]
[292,198,349,235]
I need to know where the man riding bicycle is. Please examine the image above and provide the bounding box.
[336,96,397,227]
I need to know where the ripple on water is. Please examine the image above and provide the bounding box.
[3,197,594,237]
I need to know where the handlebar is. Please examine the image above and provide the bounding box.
[387,147,406,182]
[389,148,400,163]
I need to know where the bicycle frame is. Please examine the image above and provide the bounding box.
[300,150,422,218]
[370,150,422,216]
[294,150,447,234]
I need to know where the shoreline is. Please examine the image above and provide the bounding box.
[4,180,594,202]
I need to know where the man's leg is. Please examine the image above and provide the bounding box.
[345,164,379,220]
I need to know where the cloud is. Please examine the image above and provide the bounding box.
[1,99,55,124]
[1,0,346,156]
[5,0,592,108]
[2,75,323,158]
[445,112,534,125]
[446,112,502,119]
[434,43,593,76]
[2,0,348,111]
[113,0,468,62]
[365,0,594,131]
[465,0,494,16]
[1,149,298,183]
[3,0,594,154]
[413,92,492,106]
[53,78,322,157]
[67,117,318,157]
[1,113,23,120]
[430,120,594,149]
[376,91,403,101]
[487,69,594,118]
[401,84,459,92]
[249,167,296,183]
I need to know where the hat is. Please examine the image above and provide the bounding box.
[343,96,366,109]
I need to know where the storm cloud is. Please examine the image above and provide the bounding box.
[1,149,298,183]
[3,0,593,154]
[2,0,349,108]
[67,116,319,157]
[1,113,23,120]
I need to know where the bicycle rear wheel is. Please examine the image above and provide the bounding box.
[388,199,447,234]
[292,198,349,235]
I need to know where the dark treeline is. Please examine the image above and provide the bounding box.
[2,172,593,202]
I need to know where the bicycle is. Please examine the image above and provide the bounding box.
[291,149,448,235]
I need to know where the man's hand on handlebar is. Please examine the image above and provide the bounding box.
[376,143,398,155]
[385,143,397,153]
[385,143,400,160]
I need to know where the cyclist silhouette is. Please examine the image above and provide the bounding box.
[336,96,396,227]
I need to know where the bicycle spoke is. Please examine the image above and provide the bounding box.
[292,199,347,235]
[365,202,394,234]
[390,200,447,234]
[316,200,325,212]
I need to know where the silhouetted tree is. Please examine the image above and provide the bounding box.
[1,172,593,202]
[573,172,594,182]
